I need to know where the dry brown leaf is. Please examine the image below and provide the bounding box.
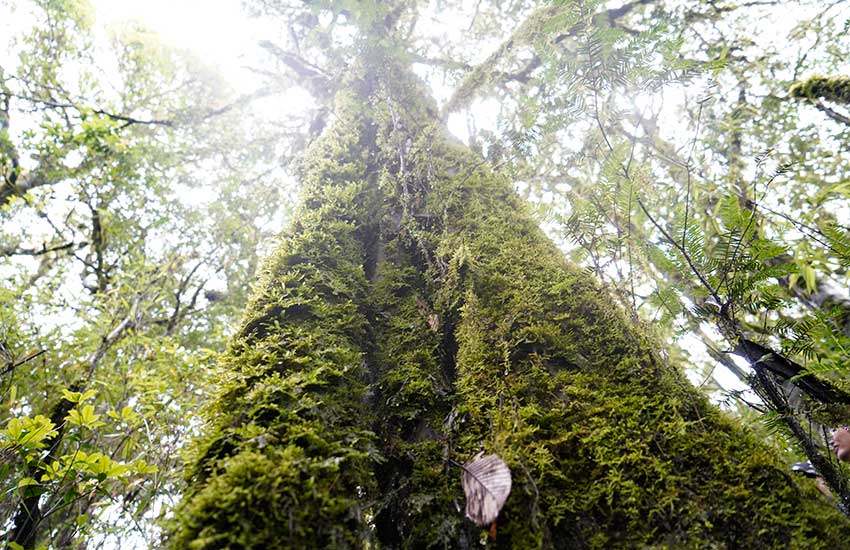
[460,452,512,526]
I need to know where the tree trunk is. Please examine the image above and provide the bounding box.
[166,58,849,549]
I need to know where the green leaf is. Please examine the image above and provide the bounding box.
[801,265,817,293]
[4,418,23,442]
[1,415,57,451]
[61,388,96,405]
[18,477,38,487]
[61,389,82,403]
[120,405,139,423]
[788,273,799,289]
[66,404,105,428]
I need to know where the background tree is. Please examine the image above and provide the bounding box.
[0,0,287,547]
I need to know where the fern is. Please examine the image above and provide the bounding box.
[820,221,850,263]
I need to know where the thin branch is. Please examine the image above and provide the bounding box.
[681,99,706,251]
[1,349,47,377]
[636,197,722,304]
[813,100,850,126]
[0,241,84,257]
[5,92,174,127]
[713,163,787,296]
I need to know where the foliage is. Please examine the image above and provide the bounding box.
[0,0,284,547]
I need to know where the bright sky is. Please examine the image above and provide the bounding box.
[92,0,265,93]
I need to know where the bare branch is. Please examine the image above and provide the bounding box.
[1,349,47,377]
[813,100,850,126]
[0,241,84,257]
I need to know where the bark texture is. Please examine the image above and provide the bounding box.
[167,59,850,549]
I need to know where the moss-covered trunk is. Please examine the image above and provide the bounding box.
[168,59,849,549]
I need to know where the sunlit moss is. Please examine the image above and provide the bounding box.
[790,75,850,105]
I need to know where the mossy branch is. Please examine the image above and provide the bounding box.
[790,75,850,126]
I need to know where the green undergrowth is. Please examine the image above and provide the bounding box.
[167,59,850,549]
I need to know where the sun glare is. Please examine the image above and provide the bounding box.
[92,0,270,94]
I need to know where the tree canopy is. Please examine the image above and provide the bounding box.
[2,0,850,548]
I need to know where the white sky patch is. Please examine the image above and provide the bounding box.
[93,0,263,93]
[679,331,751,394]
[90,0,317,124]
[446,97,502,144]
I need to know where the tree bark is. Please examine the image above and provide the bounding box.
[167,57,849,549]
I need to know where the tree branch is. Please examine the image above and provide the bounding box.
[734,338,850,404]
[1,349,47,377]
[750,364,850,516]
[0,171,54,206]
[0,241,84,257]
[813,100,850,126]
[6,92,174,127]
[258,41,333,99]
[443,0,652,116]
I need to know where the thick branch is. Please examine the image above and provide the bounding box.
[444,0,652,115]
[258,41,333,99]
[734,338,850,404]
[751,365,850,516]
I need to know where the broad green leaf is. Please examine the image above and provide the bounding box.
[17,477,38,488]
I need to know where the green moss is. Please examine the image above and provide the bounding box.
[169,58,850,549]
[166,85,384,549]
[790,75,850,104]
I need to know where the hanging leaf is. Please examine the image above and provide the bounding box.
[460,452,512,526]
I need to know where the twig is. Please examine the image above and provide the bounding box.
[1,349,47,377]
[0,241,84,257]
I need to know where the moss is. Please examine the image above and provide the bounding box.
[790,75,850,104]
[169,57,850,549]
[166,82,384,549]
